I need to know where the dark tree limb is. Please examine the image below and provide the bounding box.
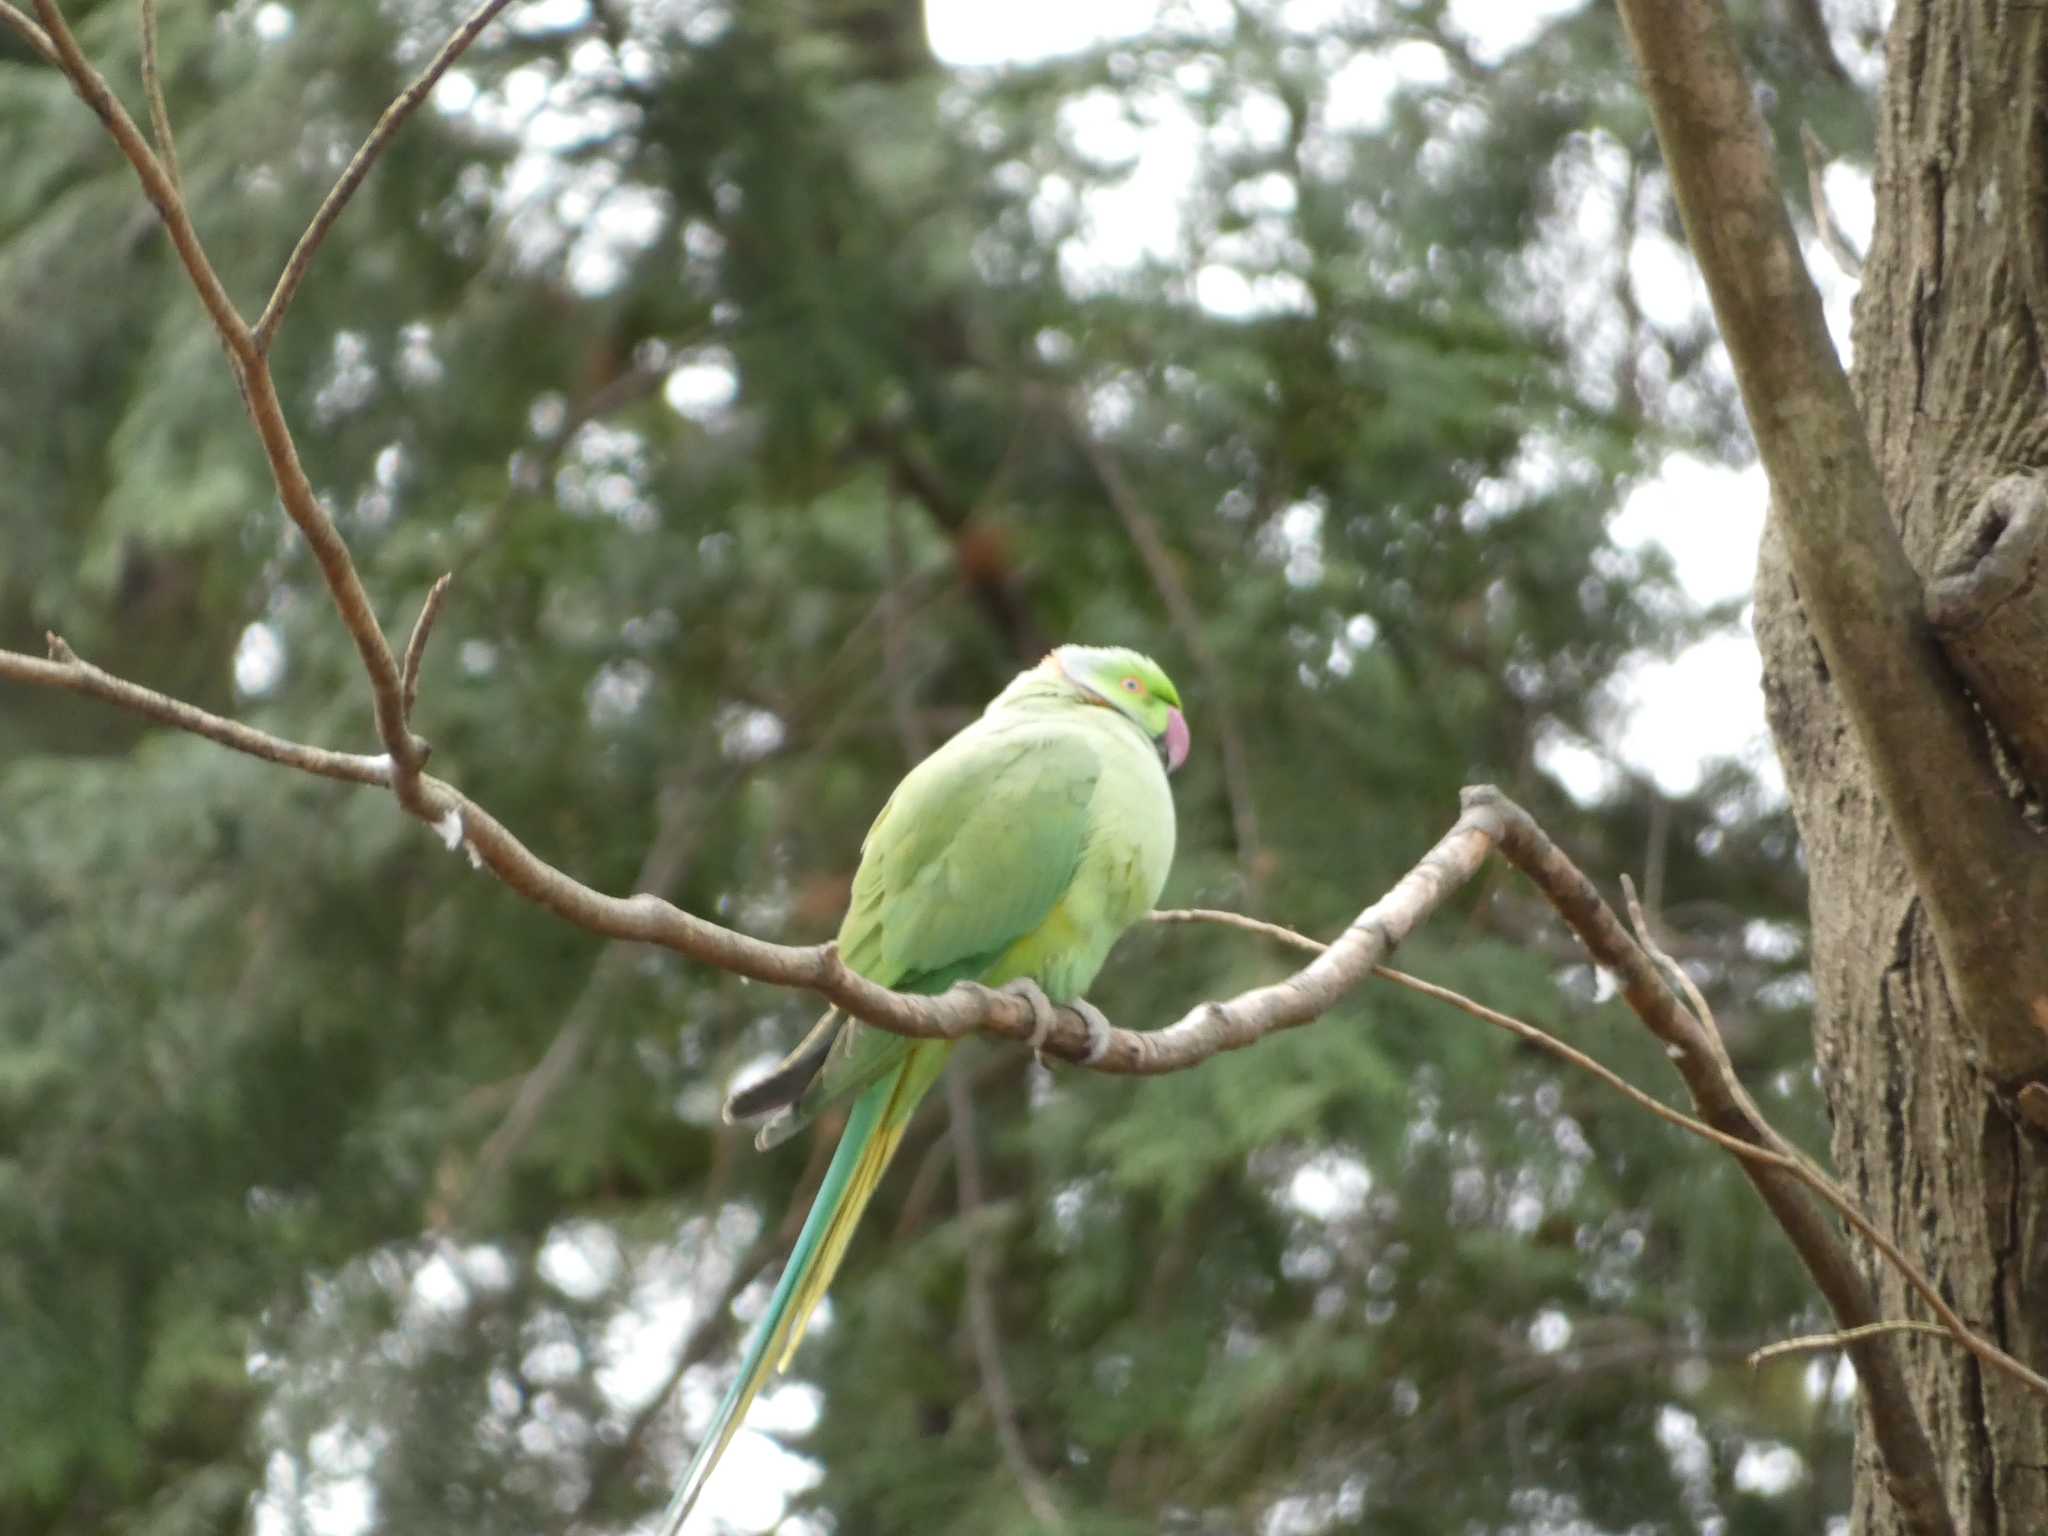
[1612,0,2048,1083]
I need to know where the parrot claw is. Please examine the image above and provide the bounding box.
[1069,998,1113,1065]
[1000,979,1059,1064]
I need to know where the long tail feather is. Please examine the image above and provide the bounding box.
[659,1045,938,1533]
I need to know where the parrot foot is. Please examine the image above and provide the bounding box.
[1069,998,1113,1065]
[1000,979,1059,1063]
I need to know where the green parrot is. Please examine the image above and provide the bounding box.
[661,643,1188,1530]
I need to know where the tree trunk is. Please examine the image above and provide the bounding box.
[1753,3,2048,1531]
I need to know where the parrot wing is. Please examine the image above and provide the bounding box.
[724,717,1103,1140]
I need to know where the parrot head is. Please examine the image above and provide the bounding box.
[1049,644,1191,774]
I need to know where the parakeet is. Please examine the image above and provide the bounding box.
[661,643,1188,1530]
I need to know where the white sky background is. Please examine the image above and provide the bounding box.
[248,1,1886,1531]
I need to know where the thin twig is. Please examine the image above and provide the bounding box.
[1152,910,1809,1181]
[402,573,454,723]
[254,0,517,348]
[0,0,59,65]
[0,636,391,787]
[1483,791,1973,1536]
[946,1066,1067,1530]
[1619,877,2048,1406]
[236,349,423,795]
[35,0,425,795]
[1750,1321,1953,1369]
[1151,906,1322,955]
[138,0,179,193]
[1372,965,1809,1172]
[1157,893,2048,1412]
[30,0,250,354]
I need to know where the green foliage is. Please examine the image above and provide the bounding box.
[0,1,1867,1532]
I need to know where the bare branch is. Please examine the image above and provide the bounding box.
[0,636,390,787]
[1,0,58,65]
[30,0,250,354]
[401,573,454,724]
[1614,0,2048,1083]
[139,0,179,194]
[1160,899,2047,1409]
[34,0,431,795]
[946,1066,1066,1530]
[236,351,423,796]
[1151,906,1322,955]
[1751,1321,1954,1369]
[0,627,1480,1071]
[1478,786,1958,1536]
[254,0,518,349]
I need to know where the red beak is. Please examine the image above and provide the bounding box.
[1164,707,1190,774]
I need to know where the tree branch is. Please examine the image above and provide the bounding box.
[1614,0,2048,1082]
[236,357,426,799]
[32,0,431,805]
[1476,787,1959,1536]
[1160,896,2048,1415]
[0,0,59,65]
[401,572,454,724]
[1751,1321,1955,1370]
[253,0,517,349]
[1799,123,1862,278]
[0,635,391,787]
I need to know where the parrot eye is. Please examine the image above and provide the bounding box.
[1121,677,1143,694]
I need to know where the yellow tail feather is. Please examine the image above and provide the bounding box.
[772,1073,918,1370]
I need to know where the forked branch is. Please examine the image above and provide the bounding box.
[255,0,518,348]
[1613,0,2048,1082]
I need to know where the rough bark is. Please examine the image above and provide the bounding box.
[1753,2,2048,1532]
